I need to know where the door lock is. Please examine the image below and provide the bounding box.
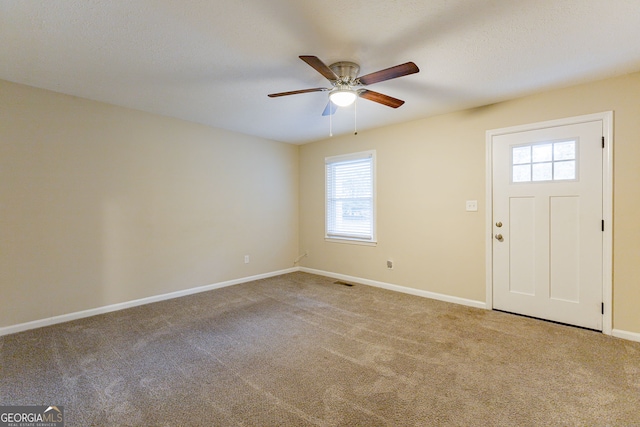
[495,221,503,228]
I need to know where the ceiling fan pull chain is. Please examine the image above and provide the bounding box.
[354,98,358,135]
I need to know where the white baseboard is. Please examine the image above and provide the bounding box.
[0,268,298,337]
[300,268,640,343]
[7,265,635,344]
[299,267,487,309]
[612,329,640,343]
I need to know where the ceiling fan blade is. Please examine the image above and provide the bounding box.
[358,62,419,86]
[268,87,327,97]
[299,55,339,81]
[322,101,337,116]
[359,90,405,108]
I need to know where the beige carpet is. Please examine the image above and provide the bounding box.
[1,272,639,426]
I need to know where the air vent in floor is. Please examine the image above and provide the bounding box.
[334,280,354,287]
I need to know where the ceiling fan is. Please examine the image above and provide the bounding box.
[268,55,419,115]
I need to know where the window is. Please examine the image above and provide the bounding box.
[325,151,376,243]
[512,139,578,183]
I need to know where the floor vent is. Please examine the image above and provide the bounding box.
[334,280,355,287]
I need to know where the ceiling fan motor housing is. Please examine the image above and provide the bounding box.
[329,61,360,84]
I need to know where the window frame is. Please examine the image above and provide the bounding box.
[324,150,377,245]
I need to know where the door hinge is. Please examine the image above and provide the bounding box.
[602,136,605,148]
[602,220,605,231]
[601,303,604,315]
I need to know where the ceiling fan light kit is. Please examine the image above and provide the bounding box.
[329,86,357,107]
[268,55,419,116]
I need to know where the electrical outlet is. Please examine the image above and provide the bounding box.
[387,260,393,269]
[466,200,478,212]
[244,255,250,264]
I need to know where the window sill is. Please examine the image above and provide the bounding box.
[325,237,378,247]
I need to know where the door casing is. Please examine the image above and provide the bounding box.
[485,111,613,334]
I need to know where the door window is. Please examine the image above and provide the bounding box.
[512,139,577,183]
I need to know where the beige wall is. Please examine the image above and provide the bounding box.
[0,80,299,328]
[299,72,640,334]
[2,72,639,335]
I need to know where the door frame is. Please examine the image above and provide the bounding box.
[485,111,613,334]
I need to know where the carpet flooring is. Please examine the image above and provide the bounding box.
[1,272,639,426]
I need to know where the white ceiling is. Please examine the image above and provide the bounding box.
[2,1,640,144]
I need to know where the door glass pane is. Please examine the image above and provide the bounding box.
[554,161,576,180]
[554,141,575,161]
[512,146,531,164]
[532,144,552,163]
[513,164,531,182]
[532,162,552,181]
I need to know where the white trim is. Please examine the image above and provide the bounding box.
[485,111,614,334]
[4,264,637,344]
[612,329,640,343]
[324,150,374,164]
[0,268,297,337]
[601,111,614,335]
[485,130,495,311]
[486,112,613,137]
[324,237,377,246]
[300,267,486,309]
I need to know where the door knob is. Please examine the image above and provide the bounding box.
[495,234,503,241]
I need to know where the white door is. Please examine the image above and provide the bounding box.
[492,119,603,330]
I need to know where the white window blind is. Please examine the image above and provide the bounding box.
[325,151,375,242]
